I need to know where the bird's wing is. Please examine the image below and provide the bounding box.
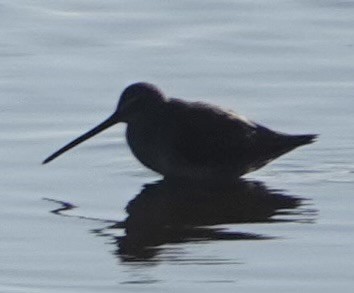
[165,99,261,168]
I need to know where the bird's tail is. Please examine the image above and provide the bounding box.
[241,131,318,175]
[268,133,318,160]
[261,131,318,159]
[286,134,318,147]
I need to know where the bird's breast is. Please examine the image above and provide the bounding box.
[126,121,170,175]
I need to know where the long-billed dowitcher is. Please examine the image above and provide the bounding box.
[43,82,317,180]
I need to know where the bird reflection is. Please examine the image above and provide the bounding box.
[104,178,309,261]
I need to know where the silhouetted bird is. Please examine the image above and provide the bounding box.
[43,82,317,180]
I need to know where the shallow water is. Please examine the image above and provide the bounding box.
[2,0,354,292]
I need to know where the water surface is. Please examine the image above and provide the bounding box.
[1,1,354,292]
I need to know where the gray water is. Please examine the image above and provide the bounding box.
[2,0,354,292]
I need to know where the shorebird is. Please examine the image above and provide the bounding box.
[43,82,317,180]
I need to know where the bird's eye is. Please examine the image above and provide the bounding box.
[119,96,139,112]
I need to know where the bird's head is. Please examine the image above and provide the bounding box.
[42,82,166,164]
[116,82,166,122]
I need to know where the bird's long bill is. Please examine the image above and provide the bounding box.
[42,113,120,164]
